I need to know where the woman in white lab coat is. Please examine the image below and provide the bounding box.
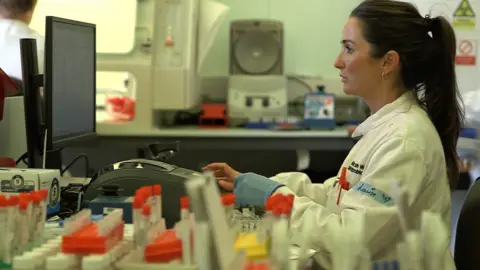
[0,0,43,82]
[204,0,463,267]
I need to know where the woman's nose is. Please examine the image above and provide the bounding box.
[334,54,344,69]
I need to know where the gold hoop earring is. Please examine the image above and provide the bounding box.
[381,72,387,80]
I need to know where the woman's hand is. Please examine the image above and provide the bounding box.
[202,163,240,192]
[347,125,357,136]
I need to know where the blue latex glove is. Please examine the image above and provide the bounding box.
[234,172,284,206]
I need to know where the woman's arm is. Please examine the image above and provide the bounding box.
[271,172,336,206]
[233,172,337,207]
[274,137,431,262]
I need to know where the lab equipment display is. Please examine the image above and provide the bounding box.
[228,75,288,123]
[96,0,230,134]
[2,173,452,270]
[227,20,287,124]
[303,91,336,129]
[152,0,200,111]
[229,20,284,75]
[44,16,96,150]
[82,158,201,228]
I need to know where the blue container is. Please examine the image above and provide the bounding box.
[89,195,134,223]
[302,92,336,129]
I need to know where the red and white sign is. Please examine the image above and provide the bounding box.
[456,39,477,66]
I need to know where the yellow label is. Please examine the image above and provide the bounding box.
[453,0,476,30]
[235,232,270,261]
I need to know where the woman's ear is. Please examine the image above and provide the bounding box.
[382,50,400,75]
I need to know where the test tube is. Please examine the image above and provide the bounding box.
[37,190,48,241]
[257,196,274,243]
[270,204,283,264]
[4,196,19,264]
[63,209,91,235]
[180,196,189,220]
[221,194,235,228]
[97,209,123,236]
[271,202,291,270]
[18,194,32,250]
[132,191,147,247]
[153,185,162,222]
[140,204,151,248]
[179,196,191,265]
[30,192,42,241]
[0,195,7,262]
[241,208,252,232]
[278,205,291,269]
[142,187,153,205]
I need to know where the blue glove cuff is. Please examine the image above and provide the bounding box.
[234,172,284,206]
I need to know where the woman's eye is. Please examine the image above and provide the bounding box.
[344,46,353,54]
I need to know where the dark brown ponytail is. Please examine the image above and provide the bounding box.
[351,0,465,189]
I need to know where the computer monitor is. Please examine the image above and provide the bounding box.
[20,17,96,169]
[44,16,96,150]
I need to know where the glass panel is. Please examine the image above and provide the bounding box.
[31,0,137,54]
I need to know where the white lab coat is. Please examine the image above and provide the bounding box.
[0,19,44,80]
[272,91,455,268]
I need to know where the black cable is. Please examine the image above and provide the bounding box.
[15,152,28,165]
[287,75,314,93]
[61,154,90,178]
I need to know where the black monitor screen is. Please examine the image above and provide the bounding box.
[45,17,96,148]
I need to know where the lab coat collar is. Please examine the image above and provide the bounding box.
[352,91,415,138]
[0,18,28,26]
[0,19,30,33]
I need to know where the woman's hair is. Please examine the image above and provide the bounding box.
[351,0,465,189]
[0,0,37,17]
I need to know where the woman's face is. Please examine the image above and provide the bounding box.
[334,17,384,99]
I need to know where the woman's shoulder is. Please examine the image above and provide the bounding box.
[380,105,444,158]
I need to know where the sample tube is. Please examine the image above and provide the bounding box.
[133,193,146,247]
[180,196,189,220]
[140,204,151,248]
[179,196,191,265]
[18,196,32,250]
[221,194,235,227]
[5,196,19,263]
[153,185,162,222]
[0,195,7,262]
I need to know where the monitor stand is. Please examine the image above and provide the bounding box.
[31,148,63,171]
[46,148,63,171]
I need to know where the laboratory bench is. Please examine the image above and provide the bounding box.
[73,115,478,186]
[90,125,355,151]
[94,108,354,151]
[62,125,353,180]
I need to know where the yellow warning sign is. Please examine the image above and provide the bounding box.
[453,0,476,30]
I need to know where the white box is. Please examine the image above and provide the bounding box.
[0,168,61,215]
